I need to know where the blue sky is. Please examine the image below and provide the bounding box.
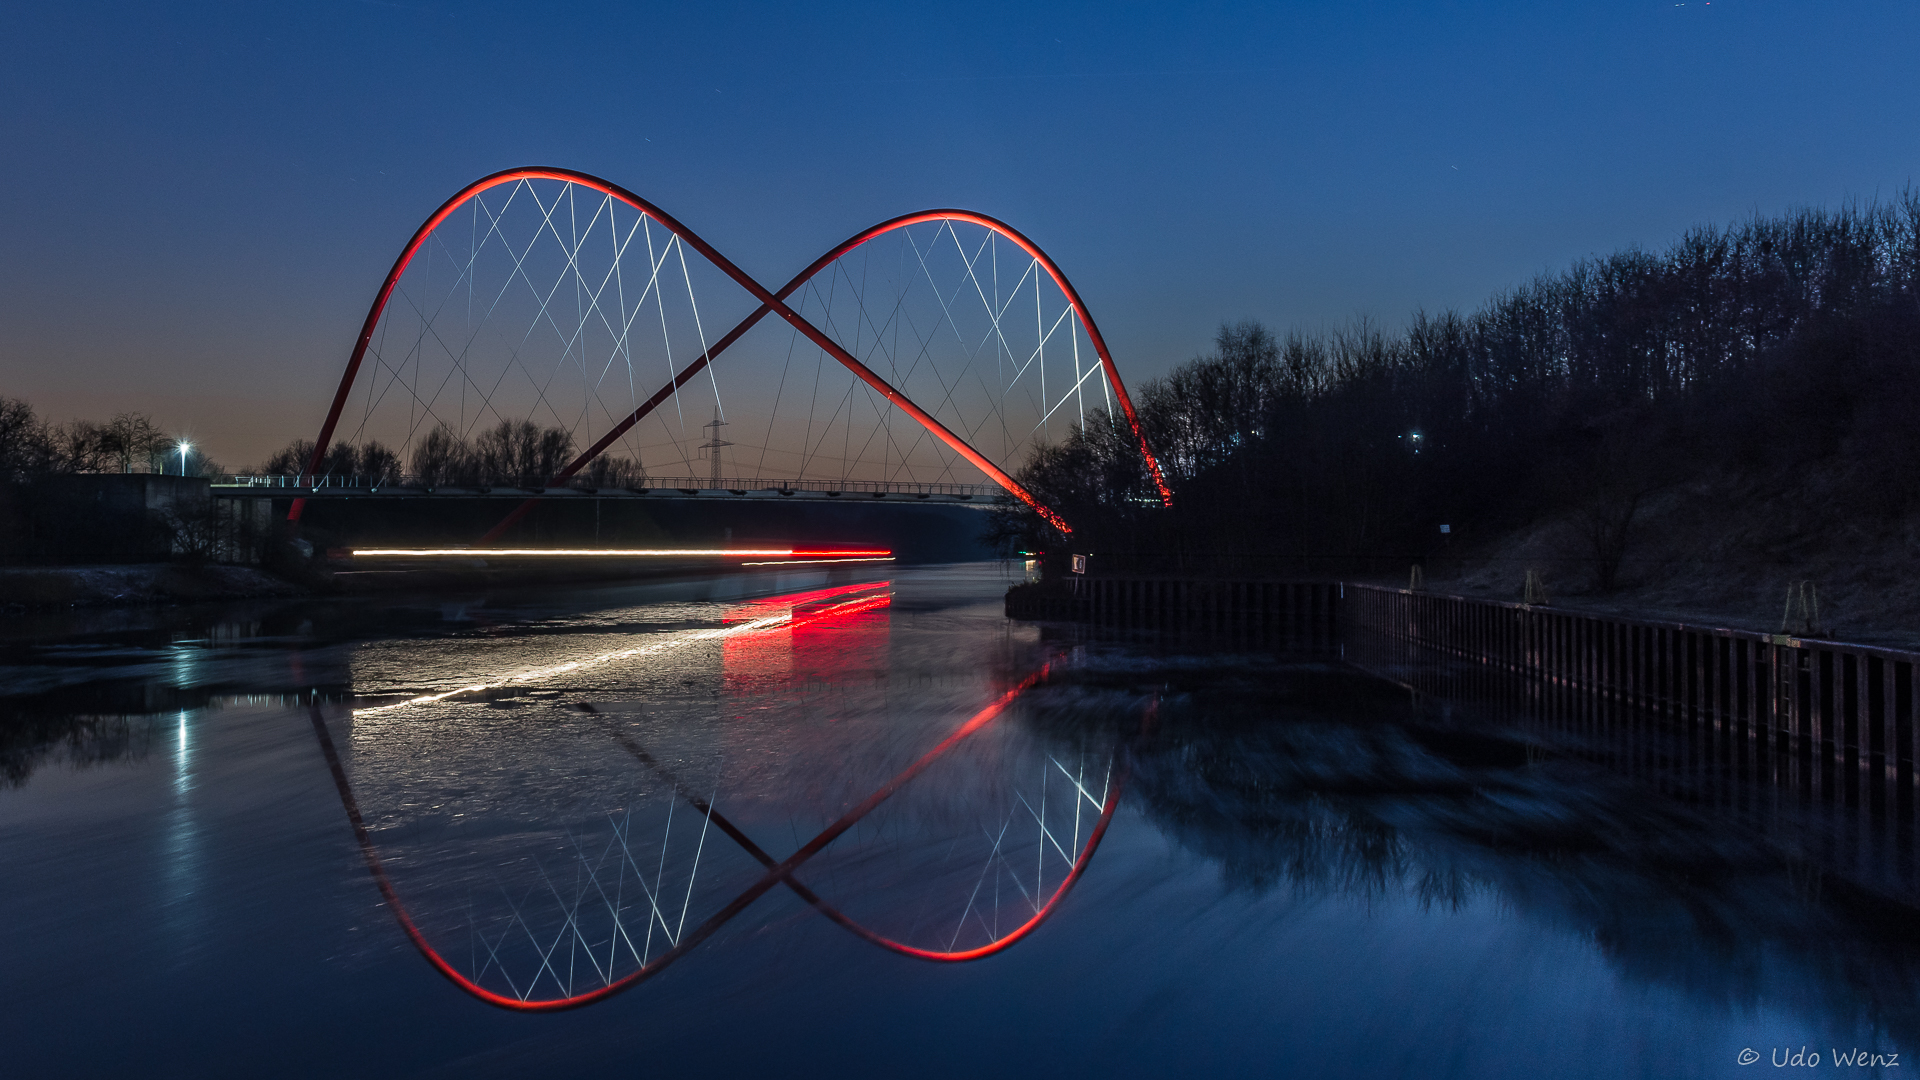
[3,0,1916,467]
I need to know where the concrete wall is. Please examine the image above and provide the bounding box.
[3,475,268,564]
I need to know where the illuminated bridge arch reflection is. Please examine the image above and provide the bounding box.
[311,582,1148,1011]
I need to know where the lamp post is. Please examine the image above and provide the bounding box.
[178,442,190,477]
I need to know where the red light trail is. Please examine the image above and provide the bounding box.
[344,546,891,560]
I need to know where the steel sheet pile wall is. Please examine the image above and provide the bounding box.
[1346,585,1920,843]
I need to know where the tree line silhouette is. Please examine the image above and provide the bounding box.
[255,419,644,488]
[0,403,646,492]
[994,193,1920,589]
[0,404,649,560]
[0,405,209,480]
[0,404,231,561]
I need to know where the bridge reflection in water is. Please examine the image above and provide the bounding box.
[311,581,1145,1011]
[15,566,1920,1070]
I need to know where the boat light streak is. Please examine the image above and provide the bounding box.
[352,547,793,558]
[740,556,894,566]
[346,547,892,559]
[356,585,890,715]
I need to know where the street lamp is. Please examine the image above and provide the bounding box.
[178,442,190,476]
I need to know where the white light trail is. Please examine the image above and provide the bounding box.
[352,547,793,558]
[347,547,892,558]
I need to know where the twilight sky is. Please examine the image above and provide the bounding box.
[2,0,1917,469]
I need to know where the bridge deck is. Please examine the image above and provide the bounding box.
[213,475,994,503]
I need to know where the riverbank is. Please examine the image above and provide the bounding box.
[1423,462,1920,651]
[0,564,309,609]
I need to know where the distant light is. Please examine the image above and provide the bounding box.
[1439,524,1451,534]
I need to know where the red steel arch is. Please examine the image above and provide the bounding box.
[752,207,1175,508]
[296,167,1172,536]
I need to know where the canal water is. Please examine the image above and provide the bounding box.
[1,563,1913,1078]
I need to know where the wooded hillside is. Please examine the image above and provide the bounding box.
[995,194,1920,639]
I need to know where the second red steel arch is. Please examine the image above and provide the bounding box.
[293,166,1173,536]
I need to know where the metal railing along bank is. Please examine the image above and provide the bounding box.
[1345,583,1920,823]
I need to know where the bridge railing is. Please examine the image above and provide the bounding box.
[628,476,991,498]
[214,474,995,498]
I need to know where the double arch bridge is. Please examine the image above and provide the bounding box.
[280,167,1171,540]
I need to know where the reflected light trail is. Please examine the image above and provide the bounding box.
[164,709,202,946]
[312,659,1121,1012]
[174,710,190,797]
[739,556,894,566]
[354,582,891,715]
[347,547,891,558]
[313,578,1145,1012]
[720,581,895,624]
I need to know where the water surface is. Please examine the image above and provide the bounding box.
[2,564,1914,1078]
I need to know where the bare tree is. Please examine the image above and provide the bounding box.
[157,501,224,563]
[0,398,53,481]
[1575,487,1642,594]
[410,424,471,485]
[261,439,315,476]
[1560,420,1667,594]
[357,441,402,484]
[584,454,644,487]
[535,426,574,482]
[50,420,110,472]
[98,412,166,473]
[472,419,574,485]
